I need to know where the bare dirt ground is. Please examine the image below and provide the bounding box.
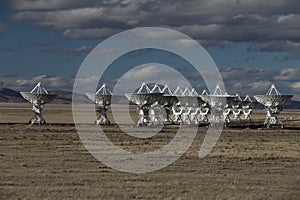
[0,103,299,199]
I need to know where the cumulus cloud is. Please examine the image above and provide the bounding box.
[63,28,123,39]
[122,65,164,80]
[170,39,199,48]
[249,80,273,91]
[13,8,107,29]
[12,3,149,29]
[218,67,298,96]
[74,75,99,85]
[113,65,300,97]
[290,82,300,89]
[115,64,192,93]
[0,75,77,91]
[9,0,300,51]
[289,82,300,100]
[15,75,74,90]
[274,68,300,82]
[121,64,188,86]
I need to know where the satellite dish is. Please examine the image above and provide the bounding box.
[20,82,57,124]
[85,93,112,106]
[160,95,178,107]
[125,83,167,126]
[254,95,293,107]
[238,95,254,122]
[176,96,203,107]
[254,84,293,128]
[85,83,113,125]
[125,93,164,107]
[200,95,236,107]
[200,85,236,107]
[199,85,236,126]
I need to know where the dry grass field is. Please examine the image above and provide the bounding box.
[0,103,299,199]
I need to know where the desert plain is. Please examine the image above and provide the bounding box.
[0,103,299,199]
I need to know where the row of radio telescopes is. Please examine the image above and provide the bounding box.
[20,82,293,128]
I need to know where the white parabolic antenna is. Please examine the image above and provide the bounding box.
[85,83,113,125]
[125,82,164,107]
[199,85,236,125]
[254,84,293,107]
[20,82,57,124]
[86,83,113,106]
[200,85,236,107]
[125,83,165,126]
[254,84,293,128]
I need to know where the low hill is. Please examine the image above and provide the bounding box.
[0,88,26,102]
[0,88,89,104]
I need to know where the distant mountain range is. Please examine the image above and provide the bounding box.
[281,100,300,109]
[0,87,299,109]
[0,88,129,104]
[0,88,89,104]
[0,88,26,102]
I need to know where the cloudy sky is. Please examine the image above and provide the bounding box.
[0,0,299,99]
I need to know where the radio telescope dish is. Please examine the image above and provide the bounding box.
[200,85,236,107]
[86,84,113,106]
[86,84,113,125]
[200,96,236,109]
[125,93,164,107]
[232,94,243,107]
[200,95,236,108]
[150,83,176,106]
[242,95,254,107]
[254,84,293,128]
[125,83,166,126]
[238,95,254,122]
[125,83,164,106]
[254,95,293,107]
[199,85,236,126]
[20,82,57,124]
[169,86,208,125]
[85,93,112,106]
[161,95,178,106]
[20,83,56,105]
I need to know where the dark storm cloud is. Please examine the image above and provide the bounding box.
[274,68,300,82]
[10,0,300,51]
[10,0,100,11]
